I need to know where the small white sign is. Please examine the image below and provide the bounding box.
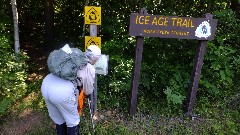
[195,21,212,39]
[93,54,109,75]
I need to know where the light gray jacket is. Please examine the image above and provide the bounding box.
[77,63,95,95]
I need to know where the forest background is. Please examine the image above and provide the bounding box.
[0,0,240,134]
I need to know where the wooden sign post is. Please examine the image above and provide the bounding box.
[130,8,147,115]
[184,14,214,117]
[129,8,218,116]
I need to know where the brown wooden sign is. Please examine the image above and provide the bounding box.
[129,8,218,117]
[129,14,218,40]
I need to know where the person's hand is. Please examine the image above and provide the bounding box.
[85,94,91,98]
[77,86,81,90]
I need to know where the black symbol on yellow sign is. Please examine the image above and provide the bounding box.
[85,36,101,51]
[85,6,101,25]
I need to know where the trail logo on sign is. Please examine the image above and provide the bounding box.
[85,6,101,25]
[195,21,211,39]
[85,36,101,51]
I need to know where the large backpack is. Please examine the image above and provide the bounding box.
[47,46,88,81]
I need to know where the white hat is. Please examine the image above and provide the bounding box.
[87,45,101,56]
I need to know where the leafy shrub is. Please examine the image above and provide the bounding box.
[198,9,240,100]
[0,10,29,116]
[97,38,134,110]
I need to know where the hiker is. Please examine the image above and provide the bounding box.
[41,44,101,135]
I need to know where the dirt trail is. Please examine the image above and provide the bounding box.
[0,42,50,135]
[0,111,46,135]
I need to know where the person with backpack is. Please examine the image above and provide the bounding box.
[41,44,101,135]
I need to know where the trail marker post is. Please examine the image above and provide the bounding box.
[129,8,218,117]
[84,6,102,114]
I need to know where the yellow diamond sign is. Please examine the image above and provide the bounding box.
[85,36,101,51]
[85,6,101,25]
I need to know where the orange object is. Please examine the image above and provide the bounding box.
[78,88,85,115]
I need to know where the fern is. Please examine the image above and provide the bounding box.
[0,98,12,116]
[163,87,185,105]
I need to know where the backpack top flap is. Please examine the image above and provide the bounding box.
[47,48,88,81]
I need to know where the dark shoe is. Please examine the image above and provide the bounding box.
[56,123,67,135]
[67,125,79,135]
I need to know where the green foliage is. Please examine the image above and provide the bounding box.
[0,9,29,116]
[0,10,12,49]
[198,9,240,100]
[0,50,29,98]
[213,9,240,48]
[200,44,237,95]
[54,1,86,43]
[0,0,240,134]
[0,98,12,115]
[163,67,190,106]
[136,38,194,112]
[194,93,240,134]
[97,37,136,110]
[18,0,45,42]
[164,87,185,106]
[13,0,240,118]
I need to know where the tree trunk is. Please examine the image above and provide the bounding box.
[44,0,54,46]
[11,0,20,54]
[0,0,3,10]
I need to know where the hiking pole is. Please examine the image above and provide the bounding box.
[88,98,95,133]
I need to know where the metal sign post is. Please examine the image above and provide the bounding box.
[90,24,98,114]
[85,6,102,114]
